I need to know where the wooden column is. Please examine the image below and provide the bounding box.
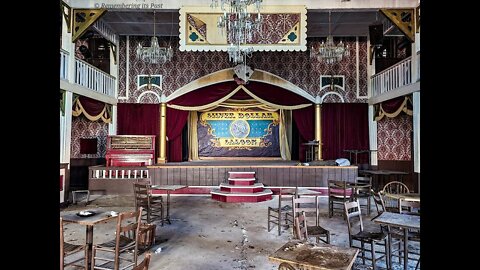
[157,102,167,163]
[315,96,322,160]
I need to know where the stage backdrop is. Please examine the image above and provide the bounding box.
[198,109,280,157]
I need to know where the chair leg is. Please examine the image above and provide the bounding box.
[415,256,420,270]
[161,203,164,226]
[367,196,371,215]
[91,246,96,270]
[361,241,365,266]
[267,209,271,232]
[278,209,281,236]
[371,242,376,270]
[328,199,332,218]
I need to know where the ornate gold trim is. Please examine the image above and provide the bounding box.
[380,8,415,42]
[72,9,107,42]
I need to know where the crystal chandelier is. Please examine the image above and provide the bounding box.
[211,0,263,64]
[310,11,350,64]
[136,10,173,64]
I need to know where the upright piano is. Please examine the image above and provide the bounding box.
[105,135,156,166]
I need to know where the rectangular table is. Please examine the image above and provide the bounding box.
[61,209,117,270]
[269,240,359,270]
[372,212,420,270]
[151,185,187,224]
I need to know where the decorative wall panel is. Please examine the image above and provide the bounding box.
[71,115,109,158]
[179,5,307,52]
[377,114,412,161]
[118,36,368,104]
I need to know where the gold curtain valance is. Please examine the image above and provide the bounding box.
[72,96,112,123]
[168,85,312,111]
[374,95,413,121]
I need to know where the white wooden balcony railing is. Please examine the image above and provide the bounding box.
[74,58,116,97]
[371,56,412,97]
[60,49,69,80]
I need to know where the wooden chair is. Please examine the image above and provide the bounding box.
[60,217,87,270]
[132,252,151,270]
[344,201,388,270]
[292,196,330,244]
[134,183,164,226]
[268,188,297,236]
[353,176,372,215]
[328,180,353,218]
[382,181,410,213]
[91,208,143,270]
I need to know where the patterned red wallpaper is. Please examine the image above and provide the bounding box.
[118,36,368,103]
[377,114,412,161]
[71,115,108,158]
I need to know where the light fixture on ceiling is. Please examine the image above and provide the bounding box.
[310,11,350,64]
[211,0,263,64]
[136,10,173,64]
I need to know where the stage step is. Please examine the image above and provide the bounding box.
[211,189,273,203]
[220,183,264,193]
[228,178,256,186]
[228,172,256,179]
[212,171,272,203]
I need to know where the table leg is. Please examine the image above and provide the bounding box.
[403,228,408,270]
[85,225,94,270]
[165,191,171,224]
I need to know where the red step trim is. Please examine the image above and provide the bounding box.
[220,186,264,193]
[211,193,272,203]
[229,179,256,186]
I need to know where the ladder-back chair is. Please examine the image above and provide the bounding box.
[91,208,143,270]
[292,196,330,244]
[60,217,87,270]
[267,188,297,236]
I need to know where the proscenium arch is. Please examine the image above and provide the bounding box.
[166,68,315,103]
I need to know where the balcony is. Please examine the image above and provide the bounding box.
[370,52,420,103]
[60,49,117,102]
[74,58,116,97]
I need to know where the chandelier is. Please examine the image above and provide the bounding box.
[310,11,350,64]
[136,10,173,64]
[211,0,263,64]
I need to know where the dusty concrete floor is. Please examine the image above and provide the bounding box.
[61,192,419,270]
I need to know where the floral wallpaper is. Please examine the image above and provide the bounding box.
[70,115,108,158]
[118,36,368,104]
[377,114,412,161]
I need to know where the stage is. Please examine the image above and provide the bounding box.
[88,160,358,195]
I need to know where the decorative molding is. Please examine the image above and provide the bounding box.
[179,5,307,52]
[380,8,415,42]
[137,75,162,90]
[320,92,344,103]
[137,91,161,103]
[72,9,107,42]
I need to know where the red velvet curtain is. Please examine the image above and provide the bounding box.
[292,106,315,162]
[321,103,369,163]
[117,103,160,158]
[166,108,189,162]
[77,96,108,117]
[381,96,411,113]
